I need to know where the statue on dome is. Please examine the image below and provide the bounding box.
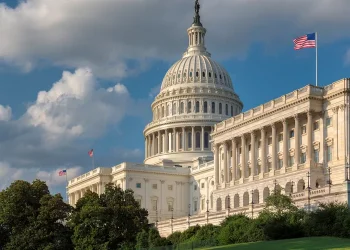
[195,0,200,15]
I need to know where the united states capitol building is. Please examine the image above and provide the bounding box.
[67,1,350,237]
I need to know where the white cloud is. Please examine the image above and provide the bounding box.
[23,67,131,143]
[0,105,12,121]
[1,0,350,78]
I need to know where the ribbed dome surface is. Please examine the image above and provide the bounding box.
[160,55,234,92]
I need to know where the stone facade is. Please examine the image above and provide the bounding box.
[66,1,350,238]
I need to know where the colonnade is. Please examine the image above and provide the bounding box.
[213,111,331,187]
[145,126,210,158]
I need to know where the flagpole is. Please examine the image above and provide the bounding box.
[316,32,318,87]
[65,170,68,203]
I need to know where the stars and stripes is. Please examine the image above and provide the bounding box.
[59,169,67,176]
[293,33,316,50]
[88,149,94,157]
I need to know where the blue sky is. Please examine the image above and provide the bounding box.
[0,0,349,196]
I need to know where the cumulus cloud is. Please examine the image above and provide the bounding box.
[0,105,12,121]
[0,68,149,191]
[1,0,350,78]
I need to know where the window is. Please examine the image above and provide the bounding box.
[183,72,186,77]
[204,101,208,113]
[302,125,306,134]
[194,185,197,190]
[289,130,295,138]
[219,103,222,114]
[211,102,215,113]
[180,102,184,114]
[268,162,272,171]
[202,199,205,210]
[231,106,233,116]
[225,104,228,115]
[327,146,332,162]
[172,103,176,115]
[278,134,283,142]
[196,71,199,77]
[201,183,204,188]
[215,73,217,78]
[168,185,173,191]
[168,201,173,211]
[187,101,192,113]
[190,71,193,77]
[326,117,332,126]
[136,199,141,205]
[314,149,319,163]
[300,152,306,163]
[162,106,165,117]
[188,132,192,148]
[167,105,170,116]
[202,72,205,77]
[209,72,212,78]
[195,101,200,113]
[288,155,294,167]
[152,184,157,189]
[196,132,201,148]
[136,183,141,188]
[194,201,198,212]
[314,121,319,130]
[204,132,209,148]
[152,200,157,211]
[220,74,222,79]
[278,159,283,169]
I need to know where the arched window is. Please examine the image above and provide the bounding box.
[231,106,233,116]
[204,101,208,113]
[180,102,184,114]
[204,132,209,148]
[211,102,215,113]
[196,132,200,148]
[215,73,217,78]
[209,72,212,78]
[225,104,228,115]
[196,71,199,77]
[195,101,200,113]
[158,107,161,119]
[162,106,165,117]
[179,132,183,149]
[202,72,205,77]
[187,101,192,113]
[219,103,222,114]
[172,103,176,115]
[188,132,192,148]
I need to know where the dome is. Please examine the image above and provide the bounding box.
[160,55,234,92]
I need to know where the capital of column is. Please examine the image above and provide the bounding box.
[175,181,181,185]
[160,180,165,184]
[339,104,347,111]
[293,113,299,120]
[144,178,149,183]
[270,123,275,129]
[250,130,256,138]
[260,126,265,133]
[281,118,287,125]
[306,109,314,117]
[332,106,339,114]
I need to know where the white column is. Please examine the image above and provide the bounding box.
[241,135,246,178]
[283,119,288,169]
[251,131,256,175]
[158,131,161,154]
[333,107,339,160]
[307,111,313,162]
[223,142,228,184]
[145,137,148,158]
[261,127,266,174]
[152,133,155,156]
[201,126,205,151]
[271,123,276,172]
[165,129,169,153]
[214,144,219,187]
[231,138,236,183]
[173,128,176,152]
[294,115,300,166]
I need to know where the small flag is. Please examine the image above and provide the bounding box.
[293,33,316,50]
[88,149,94,157]
[59,170,67,176]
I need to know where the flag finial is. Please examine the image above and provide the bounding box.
[193,0,202,26]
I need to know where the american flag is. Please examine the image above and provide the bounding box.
[59,169,67,176]
[88,149,94,157]
[293,33,316,50]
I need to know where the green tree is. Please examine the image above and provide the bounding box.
[263,190,298,215]
[136,230,149,249]
[0,180,73,250]
[69,184,148,250]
